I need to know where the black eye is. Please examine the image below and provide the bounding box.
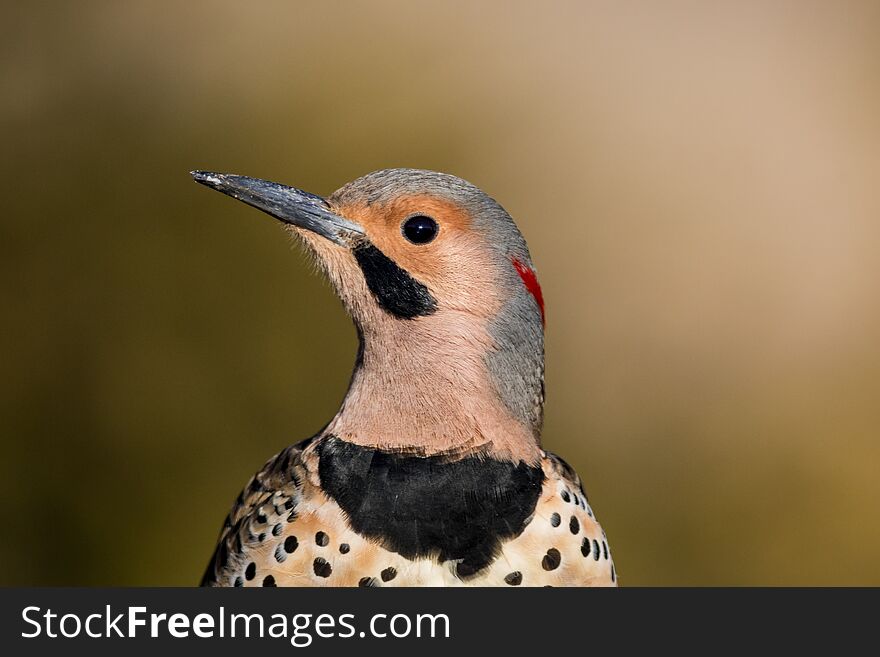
[402,215,438,244]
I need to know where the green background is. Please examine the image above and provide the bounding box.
[2,1,879,585]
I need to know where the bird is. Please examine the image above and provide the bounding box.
[191,168,616,587]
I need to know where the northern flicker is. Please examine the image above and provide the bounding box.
[192,168,616,587]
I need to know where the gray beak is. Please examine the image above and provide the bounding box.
[191,171,365,246]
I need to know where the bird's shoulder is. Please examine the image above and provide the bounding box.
[486,449,618,586]
[200,436,321,586]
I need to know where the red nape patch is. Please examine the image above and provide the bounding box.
[512,258,545,325]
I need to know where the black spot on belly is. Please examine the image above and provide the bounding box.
[313,558,332,578]
[315,531,329,547]
[560,490,571,503]
[359,577,377,587]
[316,436,544,576]
[504,571,523,586]
[592,539,601,561]
[262,575,276,587]
[550,513,561,527]
[244,562,256,581]
[352,243,437,319]
[542,548,561,571]
[569,516,580,534]
[339,543,350,554]
[284,535,298,554]
[381,567,397,582]
[581,537,590,557]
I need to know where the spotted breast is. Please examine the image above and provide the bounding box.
[201,435,616,587]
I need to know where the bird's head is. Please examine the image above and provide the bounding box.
[192,168,545,460]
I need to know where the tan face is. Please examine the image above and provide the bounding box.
[315,194,538,462]
[322,194,504,319]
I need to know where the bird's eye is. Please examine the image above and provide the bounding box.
[401,215,438,244]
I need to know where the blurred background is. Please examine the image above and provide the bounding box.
[2,1,879,586]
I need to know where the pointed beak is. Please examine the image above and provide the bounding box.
[191,171,365,246]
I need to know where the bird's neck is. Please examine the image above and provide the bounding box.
[325,309,544,464]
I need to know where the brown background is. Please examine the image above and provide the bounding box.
[2,1,879,585]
